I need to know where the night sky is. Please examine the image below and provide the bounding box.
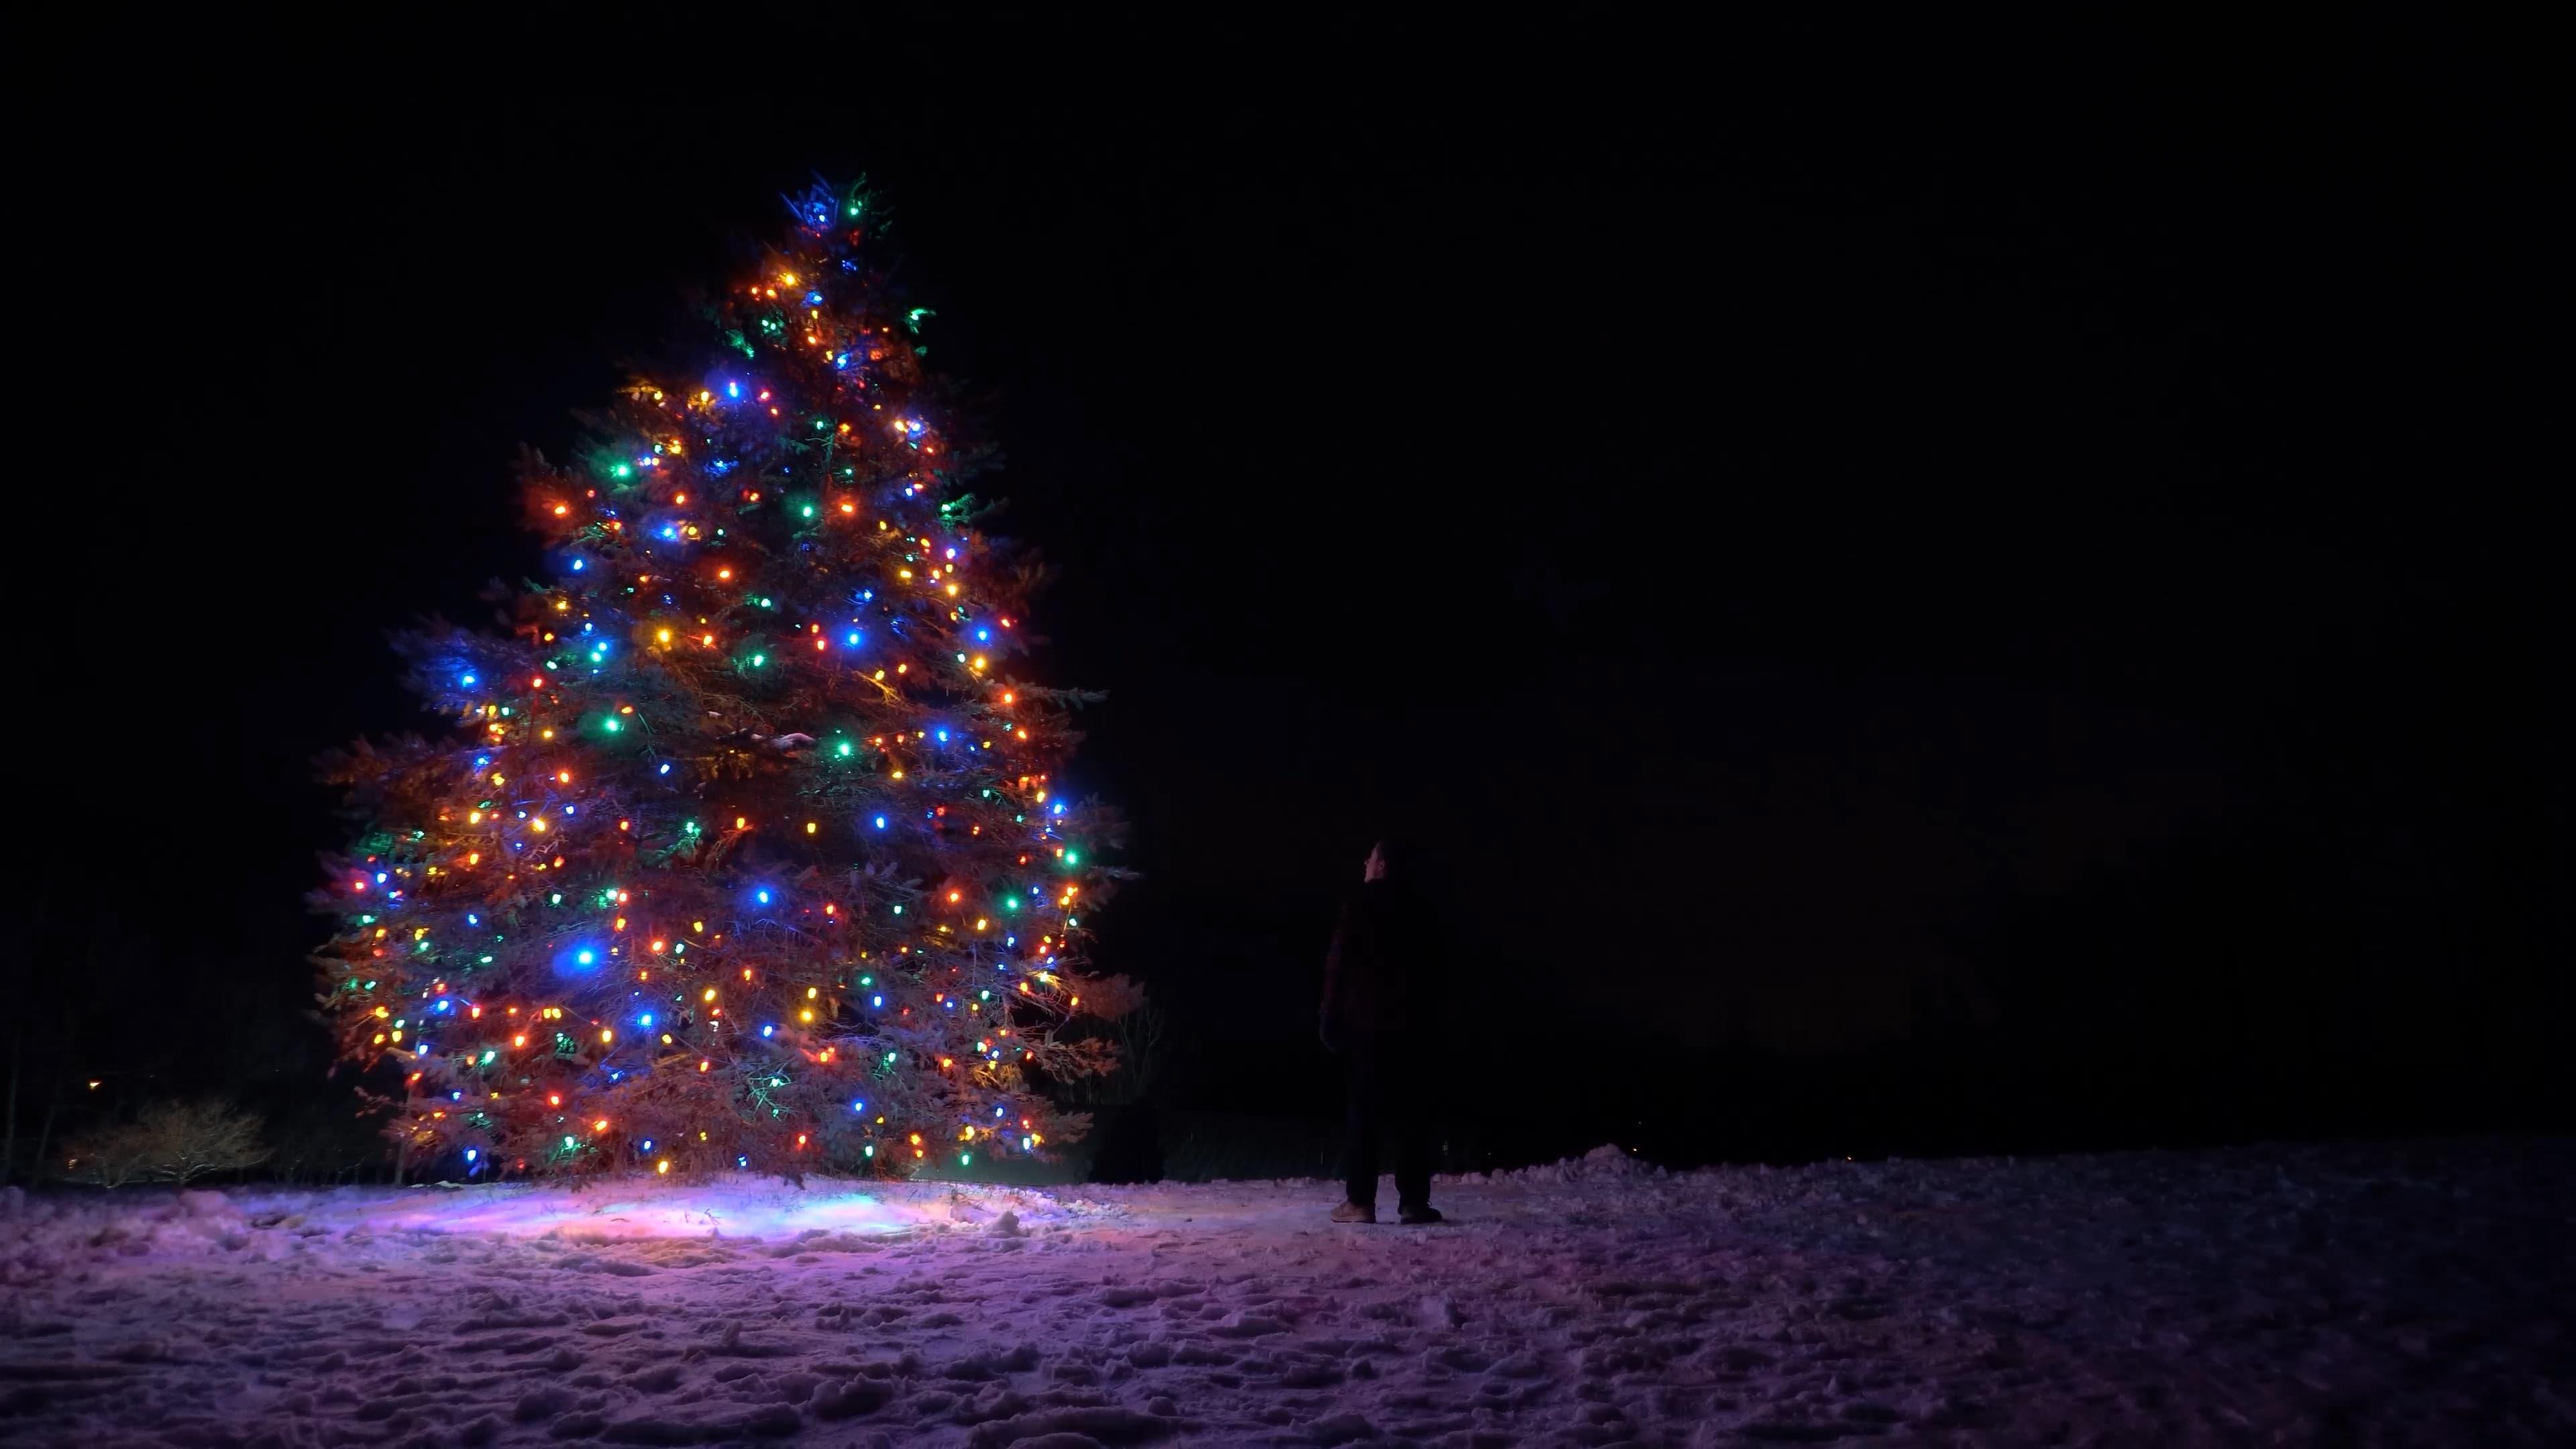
[25,16,2562,1167]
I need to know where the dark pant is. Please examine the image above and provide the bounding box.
[1342,1028,1431,1211]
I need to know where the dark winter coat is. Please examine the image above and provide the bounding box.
[1321,880,1445,1033]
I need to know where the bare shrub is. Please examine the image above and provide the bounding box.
[62,1101,272,1188]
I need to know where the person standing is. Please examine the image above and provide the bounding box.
[1318,836,1444,1224]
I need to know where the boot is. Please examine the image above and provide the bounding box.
[1397,1203,1443,1225]
[1330,1200,1375,1224]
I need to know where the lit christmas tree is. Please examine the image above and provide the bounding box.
[315,181,1131,1179]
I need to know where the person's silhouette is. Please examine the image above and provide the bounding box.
[1319,836,1444,1224]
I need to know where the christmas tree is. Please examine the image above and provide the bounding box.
[315,180,1130,1179]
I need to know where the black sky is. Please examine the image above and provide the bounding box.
[25,13,2564,1165]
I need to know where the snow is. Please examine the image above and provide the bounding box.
[3,1139,2569,1446]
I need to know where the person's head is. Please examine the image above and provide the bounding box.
[1362,833,1407,883]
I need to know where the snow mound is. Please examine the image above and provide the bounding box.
[1502,1142,1658,1183]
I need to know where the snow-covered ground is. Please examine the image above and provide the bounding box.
[3,1139,2569,1446]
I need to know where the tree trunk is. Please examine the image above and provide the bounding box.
[31,1069,62,1183]
[3,1025,19,1187]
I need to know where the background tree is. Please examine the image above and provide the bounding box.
[315,180,1130,1180]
